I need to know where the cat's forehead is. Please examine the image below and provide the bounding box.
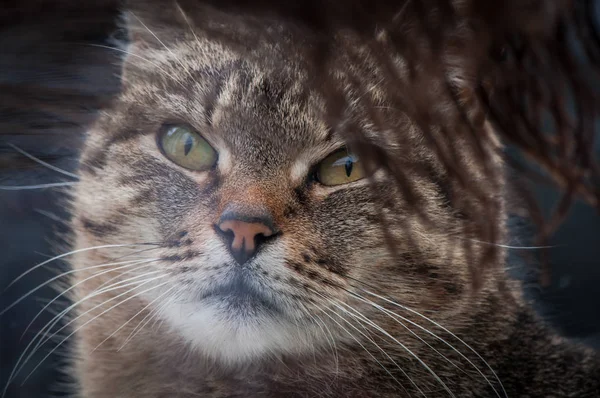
[112,27,337,170]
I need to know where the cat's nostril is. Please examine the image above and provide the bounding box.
[214,226,234,248]
[215,225,235,242]
[254,232,269,245]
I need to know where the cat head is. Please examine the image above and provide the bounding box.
[72,0,506,364]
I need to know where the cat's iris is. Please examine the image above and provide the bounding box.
[316,149,366,186]
[159,126,217,171]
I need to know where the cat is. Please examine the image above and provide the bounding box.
[44,0,600,396]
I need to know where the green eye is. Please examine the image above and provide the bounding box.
[316,149,366,186]
[159,126,217,171]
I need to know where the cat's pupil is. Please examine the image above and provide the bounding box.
[344,159,353,177]
[184,135,194,156]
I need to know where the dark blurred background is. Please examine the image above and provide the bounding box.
[0,2,599,397]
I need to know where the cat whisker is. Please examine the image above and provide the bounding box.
[50,270,164,342]
[1,257,159,318]
[149,290,175,331]
[7,143,79,180]
[119,285,184,351]
[0,182,77,190]
[17,258,161,341]
[312,290,455,397]
[175,1,203,48]
[75,246,166,294]
[300,303,340,375]
[118,304,164,351]
[4,242,161,290]
[12,272,165,380]
[93,284,177,353]
[130,12,197,84]
[323,304,420,396]
[341,292,462,369]
[95,270,165,294]
[345,290,503,398]
[461,237,558,250]
[2,275,166,397]
[33,208,65,223]
[308,290,420,394]
[75,247,169,295]
[311,301,412,396]
[314,312,340,374]
[437,232,558,250]
[359,288,507,398]
[94,261,159,292]
[341,274,507,397]
[19,279,171,388]
[297,304,325,369]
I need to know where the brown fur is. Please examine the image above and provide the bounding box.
[68,1,599,397]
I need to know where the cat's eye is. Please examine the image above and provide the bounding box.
[315,149,366,186]
[159,126,217,171]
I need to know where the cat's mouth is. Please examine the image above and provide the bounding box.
[195,272,281,315]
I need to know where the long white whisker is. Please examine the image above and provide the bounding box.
[89,246,168,290]
[346,292,502,398]
[342,294,458,366]
[3,275,164,397]
[4,243,160,290]
[309,290,419,394]
[33,272,163,355]
[93,285,177,352]
[362,289,507,398]
[95,262,158,292]
[13,274,164,379]
[18,258,160,340]
[175,1,203,47]
[311,302,411,395]
[131,12,196,83]
[147,287,182,333]
[118,286,182,351]
[33,208,65,223]
[0,182,77,190]
[299,303,340,375]
[35,271,165,350]
[2,258,158,317]
[314,312,340,374]
[319,293,455,397]
[7,143,79,179]
[462,238,557,250]
[94,271,164,295]
[20,279,171,386]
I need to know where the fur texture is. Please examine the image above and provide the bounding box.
[67,1,599,397]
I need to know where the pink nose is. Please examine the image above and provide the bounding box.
[216,218,275,265]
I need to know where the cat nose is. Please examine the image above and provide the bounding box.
[215,211,277,265]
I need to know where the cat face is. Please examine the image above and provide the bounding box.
[72,2,505,364]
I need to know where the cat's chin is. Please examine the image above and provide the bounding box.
[159,299,321,364]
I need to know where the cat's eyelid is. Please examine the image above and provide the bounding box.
[331,154,359,167]
[160,122,222,152]
[288,141,345,184]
